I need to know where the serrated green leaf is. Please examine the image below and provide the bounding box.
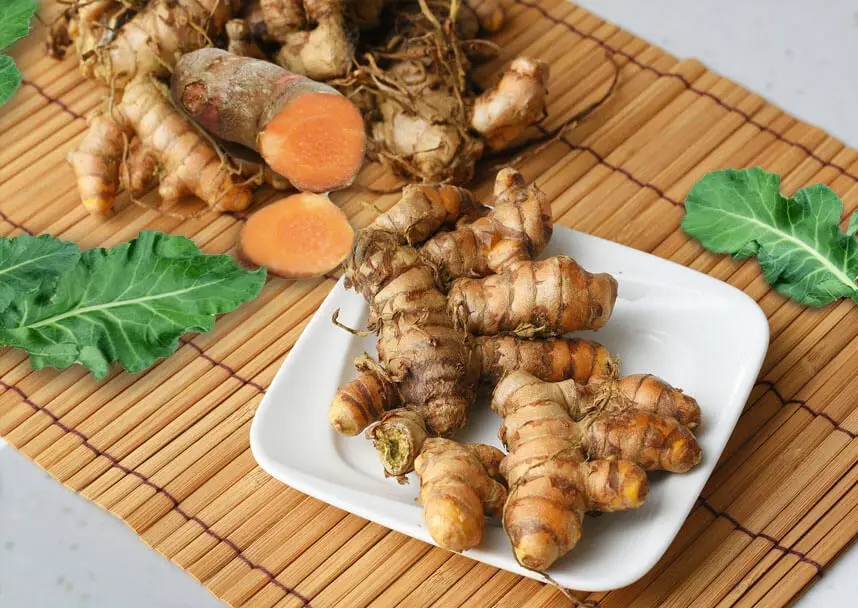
[0,0,38,50]
[0,234,80,313]
[0,54,22,106]
[682,167,858,307]
[0,231,266,379]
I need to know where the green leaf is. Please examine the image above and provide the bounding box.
[0,234,80,313]
[0,231,266,379]
[0,0,38,50]
[848,210,858,238]
[0,54,22,106]
[0,0,37,107]
[681,167,858,308]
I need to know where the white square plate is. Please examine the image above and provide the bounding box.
[250,226,769,591]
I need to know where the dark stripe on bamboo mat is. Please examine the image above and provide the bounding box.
[696,496,824,572]
[754,380,857,438]
[0,209,34,235]
[180,338,268,394]
[533,123,683,206]
[20,79,84,120]
[515,0,858,185]
[0,378,312,607]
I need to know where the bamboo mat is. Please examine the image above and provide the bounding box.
[1,1,857,606]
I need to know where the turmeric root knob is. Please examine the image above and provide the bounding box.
[67,112,125,216]
[420,168,553,280]
[172,48,365,193]
[471,57,549,151]
[476,336,613,386]
[328,354,400,436]
[238,192,354,279]
[415,439,507,552]
[449,255,618,337]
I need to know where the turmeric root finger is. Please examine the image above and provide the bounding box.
[496,396,647,571]
[476,336,612,386]
[84,0,233,88]
[121,137,159,198]
[449,256,618,337]
[238,192,354,279]
[260,0,306,40]
[466,0,505,32]
[367,407,428,479]
[370,184,485,246]
[585,410,702,473]
[67,112,127,216]
[173,48,365,193]
[118,79,253,213]
[420,168,552,279]
[415,438,508,552]
[275,0,357,80]
[328,354,399,435]
[346,232,480,436]
[617,374,702,428]
[471,57,549,151]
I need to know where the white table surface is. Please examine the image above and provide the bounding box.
[1,1,856,606]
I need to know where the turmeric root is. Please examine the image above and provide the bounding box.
[369,184,485,246]
[345,231,481,435]
[414,438,507,551]
[499,394,648,571]
[67,112,126,216]
[616,374,702,429]
[466,0,505,32]
[448,255,619,337]
[493,371,702,473]
[476,336,613,387]
[471,58,549,151]
[328,336,612,438]
[226,19,266,58]
[80,0,234,89]
[328,354,400,436]
[121,137,159,198]
[260,0,306,40]
[238,192,354,279]
[172,48,366,193]
[420,168,553,280]
[68,80,254,216]
[275,0,357,80]
[494,371,697,570]
[366,407,428,479]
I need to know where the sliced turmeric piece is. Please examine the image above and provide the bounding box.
[238,193,354,279]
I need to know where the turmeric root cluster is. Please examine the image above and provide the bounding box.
[243,0,549,183]
[330,167,704,564]
[54,0,551,217]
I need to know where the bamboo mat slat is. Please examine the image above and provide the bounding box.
[1,1,857,606]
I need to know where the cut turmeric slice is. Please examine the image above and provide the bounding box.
[258,93,366,193]
[238,193,355,279]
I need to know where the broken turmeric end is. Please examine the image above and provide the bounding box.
[259,93,366,193]
[237,193,355,280]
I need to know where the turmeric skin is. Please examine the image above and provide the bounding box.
[415,438,507,552]
[448,255,619,337]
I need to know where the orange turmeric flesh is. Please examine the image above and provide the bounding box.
[238,193,354,279]
[259,94,366,193]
